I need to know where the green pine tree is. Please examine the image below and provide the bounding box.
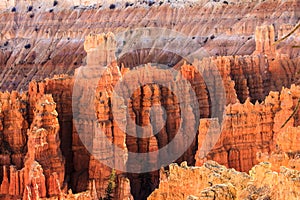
[103,169,116,200]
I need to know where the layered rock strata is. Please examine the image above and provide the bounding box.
[0,0,299,91]
[0,25,299,199]
[0,2,299,198]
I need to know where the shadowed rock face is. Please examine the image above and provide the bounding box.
[0,0,300,200]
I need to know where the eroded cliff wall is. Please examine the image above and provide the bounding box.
[0,1,299,199]
[0,0,299,91]
[196,84,300,172]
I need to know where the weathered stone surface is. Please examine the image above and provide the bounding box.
[0,1,300,199]
[0,0,299,91]
[24,94,65,197]
[0,91,28,169]
[196,84,300,173]
[148,161,249,200]
[0,95,64,199]
[254,25,276,57]
[148,161,300,200]
[28,75,77,191]
[257,151,300,172]
[116,177,134,200]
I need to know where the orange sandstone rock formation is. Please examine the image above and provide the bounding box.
[0,91,28,169]
[0,26,298,199]
[196,84,300,173]
[148,161,300,200]
[0,94,102,200]
[0,1,299,199]
[0,94,65,199]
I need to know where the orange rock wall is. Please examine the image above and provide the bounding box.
[0,1,299,199]
[0,0,299,91]
[196,84,300,172]
[0,26,299,199]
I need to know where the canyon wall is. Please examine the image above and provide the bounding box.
[0,0,299,91]
[0,1,299,199]
[0,25,299,199]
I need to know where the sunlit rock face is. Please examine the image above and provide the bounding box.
[0,0,300,200]
[196,85,300,173]
[148,161,300,200]
[0,0,299,91]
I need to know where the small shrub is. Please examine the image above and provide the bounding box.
[125,2,134,7]
[4,41,8,46]
[148,1,155,6]
[29,13,34,18]
[103,169,116,200]
[210,35,215,40]
[223,1,228,4]
[109,4,116,9]
[11,7,16,12]
[27,5,33,12]
[53,0,58,6]
[49,9,53,13]
[24,44,31,49]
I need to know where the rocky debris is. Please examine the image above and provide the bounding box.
[148,161,300,200]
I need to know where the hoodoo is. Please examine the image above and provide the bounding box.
[0,0,300,199]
